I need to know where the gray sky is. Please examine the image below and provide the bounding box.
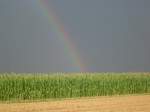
[0,0,150,72]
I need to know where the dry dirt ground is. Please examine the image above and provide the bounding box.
[0,95,150,112]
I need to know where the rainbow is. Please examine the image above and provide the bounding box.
[33,0,87,72]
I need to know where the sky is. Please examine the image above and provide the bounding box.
[0,0,150,72]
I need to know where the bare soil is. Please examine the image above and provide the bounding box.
[0,95,150,112]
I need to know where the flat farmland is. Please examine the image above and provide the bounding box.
[0,95,150,112]
[0,73,150,101]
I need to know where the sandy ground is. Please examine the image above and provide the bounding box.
[0,95,150,112]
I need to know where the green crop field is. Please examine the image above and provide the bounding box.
[0,73,150,101]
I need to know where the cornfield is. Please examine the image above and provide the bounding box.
[0,73,150,101]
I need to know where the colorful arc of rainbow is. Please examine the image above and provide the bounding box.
[34,0,87,72]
